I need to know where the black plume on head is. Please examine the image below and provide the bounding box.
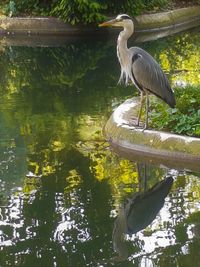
[119,14,132,20]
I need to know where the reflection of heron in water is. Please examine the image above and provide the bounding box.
[112,175,173,261]
[99,14,176,129]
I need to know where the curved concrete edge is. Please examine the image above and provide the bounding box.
[136,6,200,30]
[104,98,200,172]
[0,6,199,36]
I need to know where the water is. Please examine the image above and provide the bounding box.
[0,27,200,267]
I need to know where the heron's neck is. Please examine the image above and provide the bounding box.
[117,24,134,84]
[117,24,133,55]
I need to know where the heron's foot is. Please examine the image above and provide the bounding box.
[142,122,148,131]
[135,122,143,129]
[134,119,147,130]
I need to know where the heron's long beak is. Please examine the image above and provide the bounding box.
[99,19,117,27]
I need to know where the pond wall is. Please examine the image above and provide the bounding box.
[104,98,200,172]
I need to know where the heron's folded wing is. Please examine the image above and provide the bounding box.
[131,47,176,108]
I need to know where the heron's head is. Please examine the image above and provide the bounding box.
[99,14,133,29]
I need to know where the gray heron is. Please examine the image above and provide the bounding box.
[99,14,176,129]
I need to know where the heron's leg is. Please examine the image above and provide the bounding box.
[137,91,144,126]
[144,92,149,129]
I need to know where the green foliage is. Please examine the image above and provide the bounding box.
[103,0,172,16]
[103,0,145,16]
[4,1,17,17]
[51,0,105,25]
[144,0,171,10]
[1,0,176,24]
[14,0,51,15]
[150,86,200,137]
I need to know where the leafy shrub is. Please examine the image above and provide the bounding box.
[104,0,145,16]
[150,86,200,137]
[104,0,172,16]
[4,1,17,17]
[51,0,105,25]
[14,0,51,15]
[2,0,176,24]
[144,0,171,10]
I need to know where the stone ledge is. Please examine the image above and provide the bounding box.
[0,17,99,35]
[136,6,200,30]
[0,6,199,36]
[104,98,200,172]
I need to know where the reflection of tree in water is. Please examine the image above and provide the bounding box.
[0,40,119,93]
[0,30,200,266]
[1,149,200,266]
[0,148,114,266]
[0,42,114,181]
[0,40,133,171]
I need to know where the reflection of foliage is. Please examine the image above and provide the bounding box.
[0,43,110,91]
[90,149,139,193]
[154,172,200,265]
[1,31,200,267]
[150,86,200,136]
[0,147,113,266]
[0,41,124,179]
[77,141,166,208]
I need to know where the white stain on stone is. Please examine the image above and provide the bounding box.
[113,99,138,127]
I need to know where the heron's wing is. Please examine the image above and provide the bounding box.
[130,47,176,108]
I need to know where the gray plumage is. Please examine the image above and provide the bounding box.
[99,14,176,129]
[130,47,176,108]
